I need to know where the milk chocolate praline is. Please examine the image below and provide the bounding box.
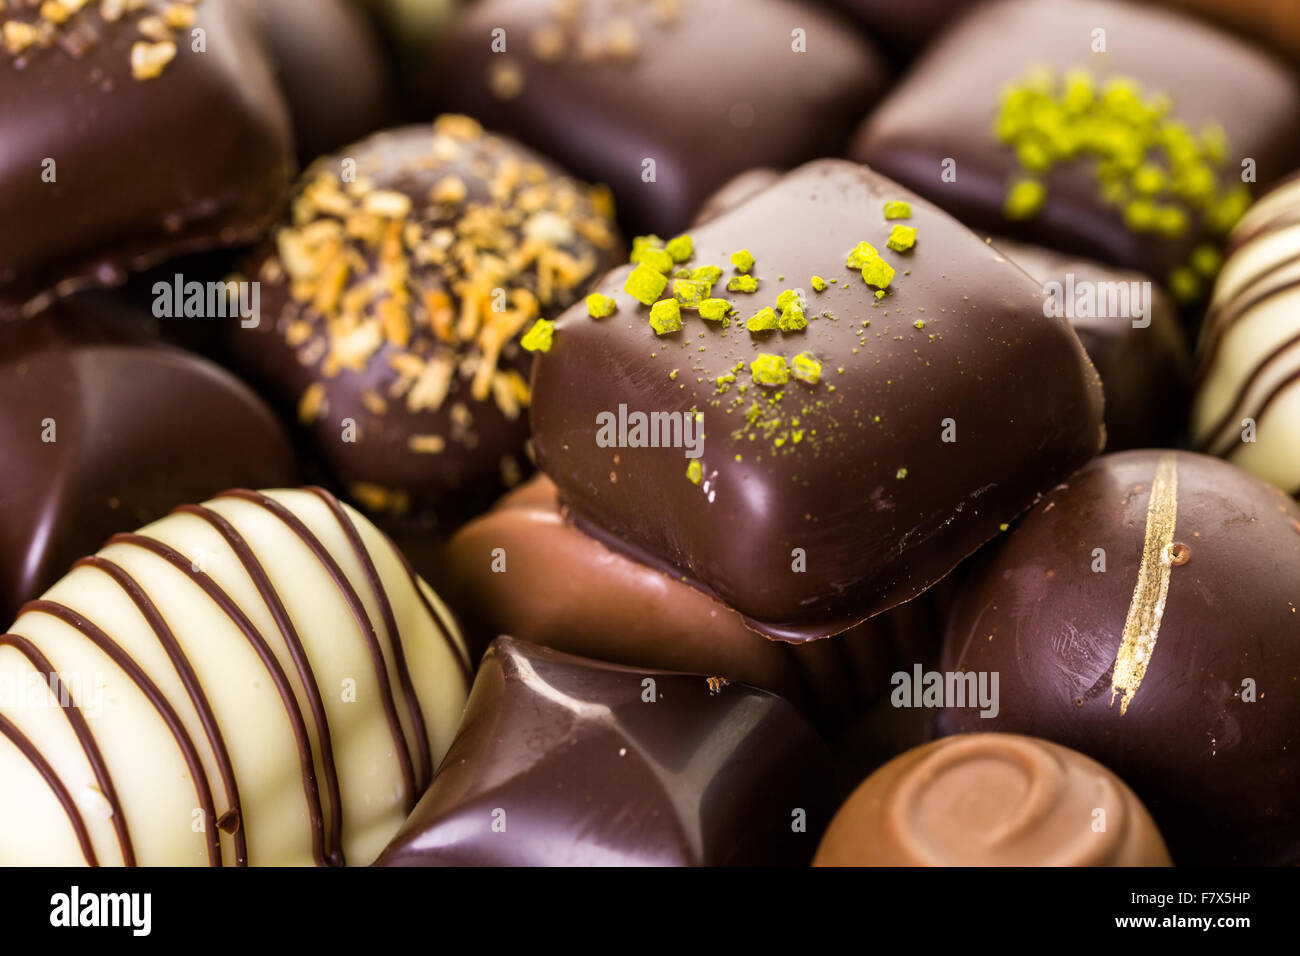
[226,118,621,530]
[529,160,1103,640]
[441,475,940,729]
[0,298,297,623]
[0,0,294,318]
[814,734,1172,866]
[938,450,1300,865]
[375,637,832,866]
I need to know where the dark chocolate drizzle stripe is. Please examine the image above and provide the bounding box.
[305,487,433,792]
[175,504,346,866]
[0,633,133,865]
[0,711,98,866]
[76,554,248,866]
[21,601,224,866]
[391,545,474,689]
[1200,324,1300,455]
[107,532,332,867]
[1196,255,1300,385]
[215,490,418,808]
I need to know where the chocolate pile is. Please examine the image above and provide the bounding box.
[1,0,1299,869]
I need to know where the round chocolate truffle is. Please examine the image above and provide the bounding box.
[1193,175,1300,496]
[226,117,621,529]
[813,733,1171,866]
[0,487,471,866]
[937,450,1300,865]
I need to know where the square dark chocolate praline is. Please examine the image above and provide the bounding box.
[530,160,1105,640]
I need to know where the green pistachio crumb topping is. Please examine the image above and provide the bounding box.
[1190,244,1221,277]
[846,241,878,270]
[914,319,925,330]
[649,298,683,334]
[730,249,755,273]
[699,298,731,321]
[792,351,821,385]
[1169,265,1202,304]
[727,275,759,293]
[520,318,555,352]
[1004,178,1046,219]
[672,277,711,309]
[896,467,908,479]
[585,293,617,318]
[886,225,917,252]
[811,275,827,292]
[625,263,669,304]
[884,200,912,220]
[746,306,778,333]
[686,460,702,485]
[776,289,807,331]
[665,234,693,262]
[750,353,789,386]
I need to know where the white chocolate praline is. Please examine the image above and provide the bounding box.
[1193,177,1300,495]
[0,488,470,867]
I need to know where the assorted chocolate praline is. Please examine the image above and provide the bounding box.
[937,450,1300,865]
[2,0,1299,870]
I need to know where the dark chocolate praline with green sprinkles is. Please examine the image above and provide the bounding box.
[529,159,1105,641]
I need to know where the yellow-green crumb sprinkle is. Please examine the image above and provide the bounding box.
[665,234,693,262]
[792,351,821,385]
[860,254,895,290]
[846,241,878,269]
[649,298,683,334]
[886,225,918,252]
[1191,243,1221,277]
[626,263,669,304]
[746,306,778,332]
[811,275,827,292]
[669,368,679,381]
[727,275,759,293]
[776,289,807,331]
[586,293,617,318]
[730,249,755,273]
[699,298,731,321]
[884,200,912,220]
[686,460,703,485]
[630,235,673,273]
[896,467,908,480]
[1004,178,1046,219]
[750,353,789,386]
[672,277,710,309]
[1169,265,1202,304]
[520,318,555,352]
[914,319,925,330]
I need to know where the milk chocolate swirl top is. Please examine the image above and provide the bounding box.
[814,734,1171,866]
[0,487,471,866]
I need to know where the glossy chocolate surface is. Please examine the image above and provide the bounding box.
[851,0,1300,291]
[531,160,1104,640]
[992,239,1191,450]
[375,636,833,866]
[937,450,1300,865]
[0,0,294,318]
[0,299,297,622]
[441,475,942,728]
[420,0,887,235]
[815,733,1172,866]
[255,0,395,163]
[226,120,621,530]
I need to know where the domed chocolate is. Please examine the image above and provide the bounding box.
[814,733,1171,866]
[226,118,621,529]
[937,450,1300,865]
[1193,176,1300,495]
[0,487,471,866]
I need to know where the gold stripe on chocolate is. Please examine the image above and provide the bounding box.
[1110,453,1179,716]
